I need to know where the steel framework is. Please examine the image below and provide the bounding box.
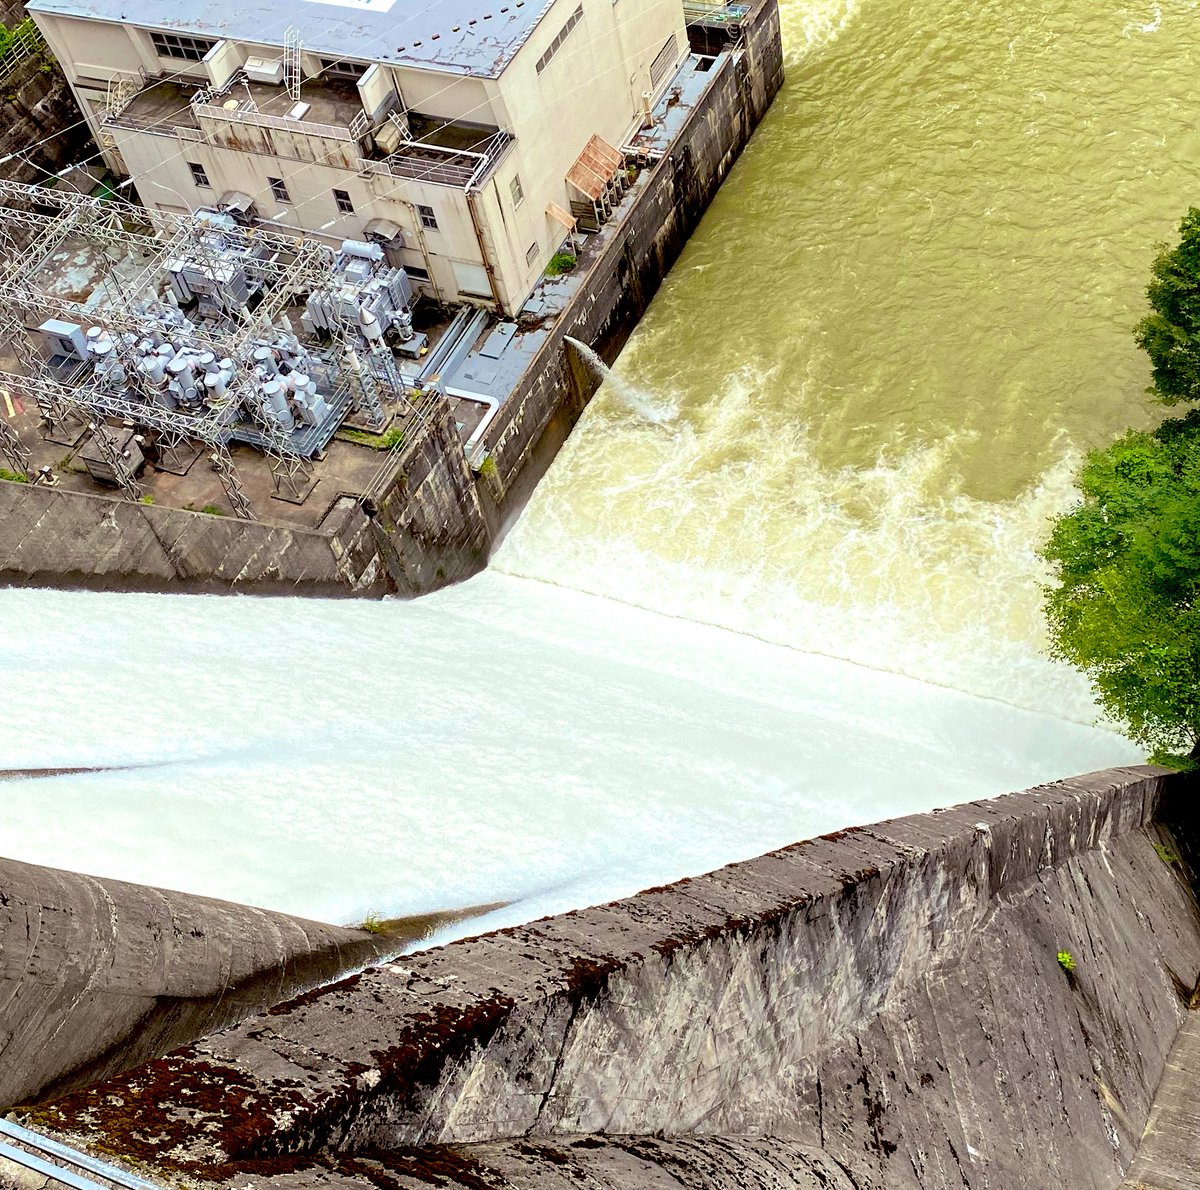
[0,181,371,515]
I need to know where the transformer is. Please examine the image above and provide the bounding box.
[302,239,416,345]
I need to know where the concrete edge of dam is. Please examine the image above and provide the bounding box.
[0,855,417,1111]
[8,764,1199,1189]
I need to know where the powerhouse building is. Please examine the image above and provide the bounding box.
[26,0,688,316]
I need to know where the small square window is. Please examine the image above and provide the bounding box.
[333,188,354,214]
[188,161,210,189]
[510,174,524,209]
[525,240,539,267]
[417,204,438,230]
[268,176,290,204]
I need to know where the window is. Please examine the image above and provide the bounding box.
[650,34,679,89]
[535,5,584,74]
[525,240,539,267]
[188,161,210,189]
[149,31,217,62]
[509,174,524,209]
[318,56,365,80]
[403,264,430,281]
[333,188,354,214]
[268,176,290,203]
[417,204,438,230]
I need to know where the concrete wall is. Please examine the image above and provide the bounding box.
[18,766,1200,1189]
[0,855,398,1111]
[0,478,388,595]
[358,406,491,597]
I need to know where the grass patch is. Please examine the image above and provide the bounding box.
[360,910,384,935]
[545,251,577,277]
[338,425,406,450]
[1153,842,1181,864]
[0,467,28,483]
[139,494,154,505]
[200,503,224,516]
[1149,749,1200,773]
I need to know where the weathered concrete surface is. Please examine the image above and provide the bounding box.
[0,481,388,595]
[17,766,1200,1189]
[358,407,490,597]
[0,1136,859,1190]
[1121,1010,1200,1189]
[0,856,399,1109]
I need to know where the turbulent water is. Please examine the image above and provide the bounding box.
[3,0,1191,938]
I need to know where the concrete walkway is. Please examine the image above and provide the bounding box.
[1122,1010,1200,1189]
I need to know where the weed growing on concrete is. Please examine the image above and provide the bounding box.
[1057,951,1076,972]
[546,252,577,277]
[1149,748,1200,772]
[360,911,384,934]
[1153,842,1180,864]
[478,456,498,478]
[139,494,154,505]
[200,504,224,516]
[339,426,406,450]
[0,467,28,483]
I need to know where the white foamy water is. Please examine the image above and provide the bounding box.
[0,579,1135,938]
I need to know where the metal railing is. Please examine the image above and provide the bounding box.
[193,100,359,143]
[363,131,514,190]
[0,1119,165,1190]
[0,19,48,85]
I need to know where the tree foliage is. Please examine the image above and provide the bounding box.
[1041,413,1200,755]
[1134,207,1200,405]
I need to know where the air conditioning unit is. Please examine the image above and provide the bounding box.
[373,111,411,155]
[244,56,284,84]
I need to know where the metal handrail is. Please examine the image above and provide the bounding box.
[0,1119,165,1190]
[194,101,357,142]
[362,131,514,190]
[0,19,47,85]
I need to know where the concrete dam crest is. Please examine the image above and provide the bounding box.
[4,765,1198,1189]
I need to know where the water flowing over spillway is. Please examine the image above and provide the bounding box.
[4,0,1194,939]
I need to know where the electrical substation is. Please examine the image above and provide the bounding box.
[0,179,461,518]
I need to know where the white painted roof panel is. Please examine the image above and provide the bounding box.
[27,0,555,77]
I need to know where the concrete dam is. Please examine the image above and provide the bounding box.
[3,766,1198,1189]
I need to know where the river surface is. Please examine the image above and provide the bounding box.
[3,0,1190,938]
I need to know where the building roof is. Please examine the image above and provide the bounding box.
[27,0,557,78]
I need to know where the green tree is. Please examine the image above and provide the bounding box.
[1041,413,1200,758]
[1134,207,1200,404]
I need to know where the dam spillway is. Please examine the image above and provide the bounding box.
[3,1,1200,1183]
[2,0,1190,931]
